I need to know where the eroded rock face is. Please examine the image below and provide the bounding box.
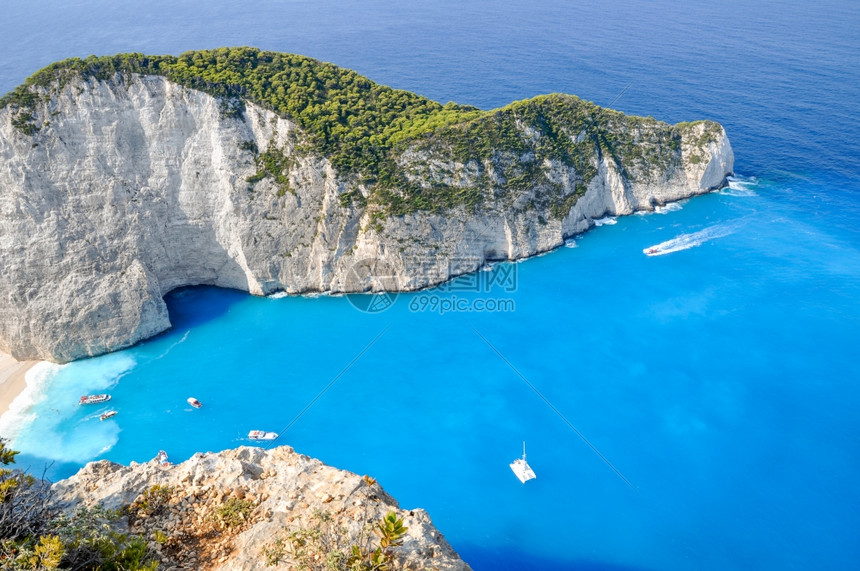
[51,446,471,571]
[0,75,733,362]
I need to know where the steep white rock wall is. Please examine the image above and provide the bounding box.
[0,75,733,362]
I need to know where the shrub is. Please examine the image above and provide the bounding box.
[129,484,173,517]
[263,508,407,570]
[246,145,294,196]
[50,505,157,571]
[32,534,64,569]
[0,440,54,541]
[213,496,255,529]
[0,439,158,571]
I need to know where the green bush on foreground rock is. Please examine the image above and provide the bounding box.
[262,509,408,570]
[0,439,159,570]
[128,484,173,517]
[262,476,408,570]
[213,496,256,529]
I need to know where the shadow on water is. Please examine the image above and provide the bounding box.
[458,545,653,571]
[161,285,249,332]
[17,457,81,483]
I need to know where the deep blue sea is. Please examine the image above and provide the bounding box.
[2,1,859,569]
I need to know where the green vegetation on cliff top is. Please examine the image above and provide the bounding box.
[0,47,722,217]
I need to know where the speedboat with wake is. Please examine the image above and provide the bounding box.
[248,430,278,441]
[99,410,117,421]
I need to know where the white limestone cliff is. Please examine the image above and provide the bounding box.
[0,75,733,362]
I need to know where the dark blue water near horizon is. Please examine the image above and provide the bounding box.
[2,2,859,570]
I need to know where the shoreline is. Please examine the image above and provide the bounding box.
[0,351,37,418]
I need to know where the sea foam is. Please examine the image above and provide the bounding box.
[636,201,686,216]
[0,353,135,462]
[655,202,685,214]
[593,216,618,226]
[0,361,64,442]
[721,175,759,197]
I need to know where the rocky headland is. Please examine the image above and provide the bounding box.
[50,445,470,570]
[0,47,733,362]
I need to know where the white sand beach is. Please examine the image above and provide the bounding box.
[0,351,36,417]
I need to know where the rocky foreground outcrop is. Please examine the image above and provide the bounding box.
[0,50,733,361]
[52,446,470,570]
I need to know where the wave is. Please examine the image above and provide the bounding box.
[721,175,759,197]
[593,216,617,226]
[564,239,578,248]
[655,202,685,214]
[0,361,64,443]
[271,291,328,300]
[636,200,687,216]
[643,222,739,257]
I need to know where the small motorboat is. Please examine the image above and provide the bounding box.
[644,247,660,256]
[510,441,537,484]
[155,450,170,466]
[99,410,117,421]
[248,430,278,441]
[79,394,111,405]
[187,397,202,409]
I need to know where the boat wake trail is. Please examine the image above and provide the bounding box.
[644,222,740,257]
[152,330,190,361]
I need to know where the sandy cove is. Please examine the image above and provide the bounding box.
[0,350,37,418]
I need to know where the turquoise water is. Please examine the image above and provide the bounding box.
[2,1,860,569]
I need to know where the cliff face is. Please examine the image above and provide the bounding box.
[0,58,733,362]
[52,446,470,570]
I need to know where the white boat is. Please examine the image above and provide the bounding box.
[510,441,536,484]
[155,450,170,466]
[187,397,202,409]
[99,410,117,421]
[644,246,661,256]
[248,430,278,441]
[79,394,111,405]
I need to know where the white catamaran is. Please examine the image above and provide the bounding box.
[510,441,536,483]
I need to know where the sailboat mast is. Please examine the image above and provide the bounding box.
[522,441,527,461]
